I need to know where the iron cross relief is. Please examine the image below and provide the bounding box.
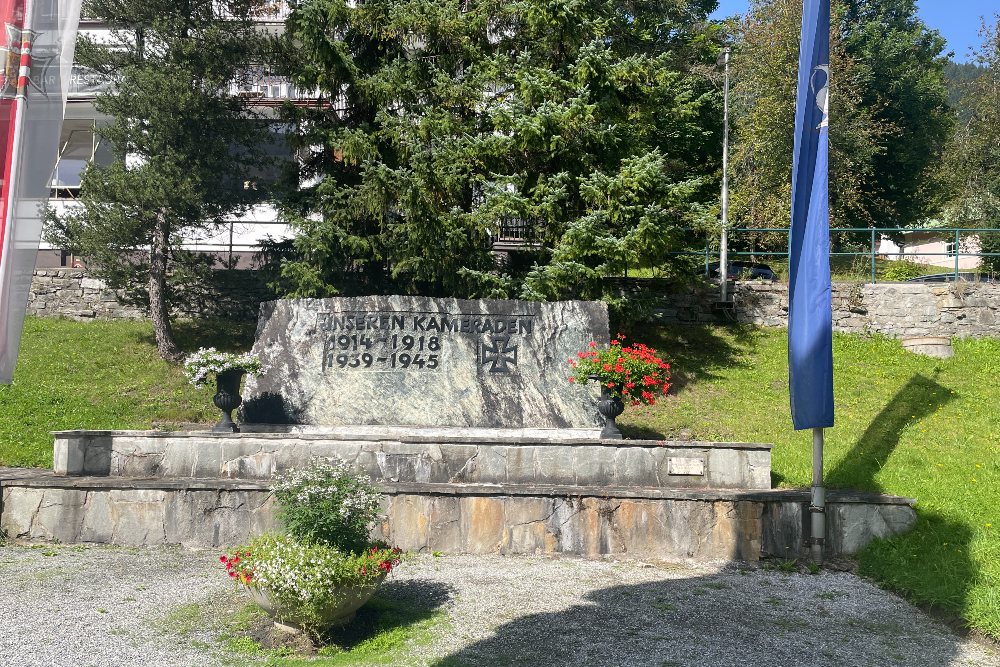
[479,335,518,374]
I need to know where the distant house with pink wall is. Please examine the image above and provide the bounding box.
[877,230,982,270]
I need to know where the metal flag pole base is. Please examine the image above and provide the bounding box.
[809,427,826,564]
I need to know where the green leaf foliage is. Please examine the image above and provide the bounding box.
[730,0,952,251]
[941,16,1000,274]
[274,0,724,301]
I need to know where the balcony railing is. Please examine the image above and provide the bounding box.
[247,0,292,21]
[68,64,320,103]
[489,216,545,250]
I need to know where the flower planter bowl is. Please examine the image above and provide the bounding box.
[247,580,383,633]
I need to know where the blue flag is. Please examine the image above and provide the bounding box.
[788,0,834,430]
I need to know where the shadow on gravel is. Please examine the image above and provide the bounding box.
[430,566,976,667]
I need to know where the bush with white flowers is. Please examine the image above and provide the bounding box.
[272,458,382,554]
[182,347,264,388]
[220,458,403,635]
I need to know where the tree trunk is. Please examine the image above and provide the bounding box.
[150,210,182,362]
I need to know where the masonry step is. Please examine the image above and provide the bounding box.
[0,469,916,562]
[53,428,772,491]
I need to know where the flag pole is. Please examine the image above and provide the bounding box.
[810,426,825,563]
[788,0,832,565]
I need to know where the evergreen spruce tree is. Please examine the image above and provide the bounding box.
[276,0,723,301]
[46,0,271,361]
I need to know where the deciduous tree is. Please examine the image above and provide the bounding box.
[942,17,1000,273]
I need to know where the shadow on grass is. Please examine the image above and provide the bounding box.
[827,373,953,491]
[618,323,760,393]
[319,579,453,650]
[828,373,979,633]
[136,316,258,354]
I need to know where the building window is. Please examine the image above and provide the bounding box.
[51,123,113,198]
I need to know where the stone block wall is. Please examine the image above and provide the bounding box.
[27,269,274,321]
[29,270,144,320]
[30,270,1000,339]
[623,280,1000,338]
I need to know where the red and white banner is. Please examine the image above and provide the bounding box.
[0,0,81,383]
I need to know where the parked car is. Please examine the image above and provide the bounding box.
[704,261,777,281]
[903,272,1000,283]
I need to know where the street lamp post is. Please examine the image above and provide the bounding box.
[719,47,731,303]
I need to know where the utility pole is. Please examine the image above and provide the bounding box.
[719,47,731,303]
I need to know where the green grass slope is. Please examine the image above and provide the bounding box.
[618,324,999,638]
[0,317,223,468]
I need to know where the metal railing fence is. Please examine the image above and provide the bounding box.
[654,227,1000,284]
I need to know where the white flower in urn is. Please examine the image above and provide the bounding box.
[183,347,265,388]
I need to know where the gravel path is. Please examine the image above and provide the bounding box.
[0,543,996,667]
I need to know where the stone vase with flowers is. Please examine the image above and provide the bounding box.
[568,333,672,439]
[183,347,264,432]
[220,459,404,637]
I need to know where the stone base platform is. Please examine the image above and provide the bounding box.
[53,427,772,491]
[0,469,916,562]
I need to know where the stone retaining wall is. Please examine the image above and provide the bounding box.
[29,271,1000,338]
[626,280,1000,338]
[28,269,274,321]
[52,429,773,492]
[0,473,916,560]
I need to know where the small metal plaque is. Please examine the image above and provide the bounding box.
[667,457,705,476]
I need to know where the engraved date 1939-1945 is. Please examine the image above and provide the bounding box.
[322,333,442,371]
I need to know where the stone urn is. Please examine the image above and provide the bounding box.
[590,375,625,440]
[212,369,245,433]
[248,581,382,633]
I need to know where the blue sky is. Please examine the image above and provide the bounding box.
[710,1,996,62]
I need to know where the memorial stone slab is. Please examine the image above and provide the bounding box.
[242,296,609,428]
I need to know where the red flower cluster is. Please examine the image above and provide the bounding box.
[568,333,671,406]
[363,546,403,576]
[220,551,254,585]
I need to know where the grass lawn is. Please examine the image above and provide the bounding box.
[618,324,1000,638]
[1,316,997,639]
[0,317,253,468]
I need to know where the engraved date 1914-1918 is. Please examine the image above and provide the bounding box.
[322,333,442,371]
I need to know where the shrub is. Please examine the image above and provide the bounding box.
[272,458,381,553]
[880,260,927,282]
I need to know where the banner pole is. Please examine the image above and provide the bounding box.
[810,426,825,563]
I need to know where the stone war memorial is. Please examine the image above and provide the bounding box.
[0,296,916,561]
[242,296,608,428]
